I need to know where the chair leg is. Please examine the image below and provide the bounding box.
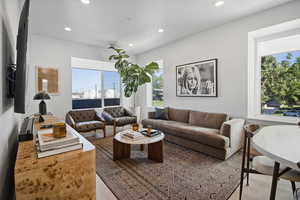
[103,127,106,138]
[246,137,251,186]
[113,123,117,136]
[239,135,247,200]
[291,181,296,194]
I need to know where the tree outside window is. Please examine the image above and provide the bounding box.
[152,68,164,107]
[261,50,300,117]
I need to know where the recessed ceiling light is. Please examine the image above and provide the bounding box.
[64,27,72,32]
[158,28,164,33]
[214,1,225,7]
[129,43,133,47]
[81,0,90,4]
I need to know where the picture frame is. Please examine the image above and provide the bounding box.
[36,66,60,95]
[176,59,218,97]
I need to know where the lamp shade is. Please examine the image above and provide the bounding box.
[33,91,51,100]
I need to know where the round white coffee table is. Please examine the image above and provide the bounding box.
[113,130,165,162]
[253,125,300,200]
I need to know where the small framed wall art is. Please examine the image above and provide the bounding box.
[36,66,59,95]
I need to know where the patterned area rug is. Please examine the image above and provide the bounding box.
[89,136,241,200]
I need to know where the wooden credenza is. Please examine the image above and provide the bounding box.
[14,115,96,200]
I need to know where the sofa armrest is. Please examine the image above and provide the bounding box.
[221,119,245,149]
[101,111,115,122]
[148,112,156,119]
[65,113,76,128]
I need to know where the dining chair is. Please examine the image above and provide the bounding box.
[239,124,300,200]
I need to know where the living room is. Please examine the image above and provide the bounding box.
[1,0,300,199]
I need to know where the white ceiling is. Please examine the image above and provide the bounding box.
[26,0,293,55]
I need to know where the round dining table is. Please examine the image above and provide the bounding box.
[252,125,300,200]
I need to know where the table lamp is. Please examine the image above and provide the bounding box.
[33,91,50,122]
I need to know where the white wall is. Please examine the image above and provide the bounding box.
[28,35,133,118]
[0,0,21,199]
[136,1,300,120]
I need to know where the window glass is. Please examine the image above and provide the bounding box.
[72,68,102,109]
[261,50,300,117]
[152,68,164,107]
[103,71,121,106]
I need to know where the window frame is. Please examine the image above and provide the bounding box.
[247,19,300,124]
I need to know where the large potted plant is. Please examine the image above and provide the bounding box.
[109,47,159,120]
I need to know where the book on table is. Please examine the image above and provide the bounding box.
[121,130,144,141]
[36,143,82,158]
[36,128,82,158]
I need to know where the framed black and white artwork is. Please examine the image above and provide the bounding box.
[176,59,218,97]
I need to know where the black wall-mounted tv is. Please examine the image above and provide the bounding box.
[14,0,30,114]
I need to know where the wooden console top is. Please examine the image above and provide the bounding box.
[15,115,96,200]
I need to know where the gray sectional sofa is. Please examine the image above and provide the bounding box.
[142,107,245,160]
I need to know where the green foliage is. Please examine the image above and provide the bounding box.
[109,47,159,98]
[152,71,163,90]
[261,52,300,108]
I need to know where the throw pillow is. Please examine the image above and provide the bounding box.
[154,107,169,120]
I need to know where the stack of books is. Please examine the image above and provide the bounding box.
[121,130,144,141]
[36,128,82,158]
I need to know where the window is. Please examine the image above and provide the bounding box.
[248,19,300,123]
[261,51,300,118]
[103,71,121,107]
[152,68,164,107]
[72,68,120,109]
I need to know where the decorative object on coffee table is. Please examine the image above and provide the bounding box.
[113,129,164,162]
[132,123,139,131]
[176,59,218,97]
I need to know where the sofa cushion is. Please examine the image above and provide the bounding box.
[104,107,126,118]
[75,120,104,132]
[164,123,229,149]
[168,107,190,123]
[189,111,228,129]
[115,116,137,126]
[69,110,96,122]
[142,119,187,132]
[154,107,169,120]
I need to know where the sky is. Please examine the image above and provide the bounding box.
[72,68,120,92]
[273,50,300,63]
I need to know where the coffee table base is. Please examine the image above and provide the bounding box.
[113,139,130,160]
[113,139,163,162]
[148,141,163,162]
